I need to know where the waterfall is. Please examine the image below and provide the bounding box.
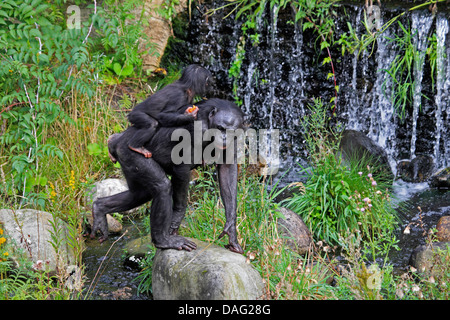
[266,4,279,130]
[175,2,450,180]
[435,14,449,169]
[410,11,434,159]
[346,6,365,132]
[368,24,398,172]
[446,38,450,169]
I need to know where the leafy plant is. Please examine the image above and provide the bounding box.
[382,21,418,121]
[0,0,98,206]
[94,0,152,84]
[282,99,398,260]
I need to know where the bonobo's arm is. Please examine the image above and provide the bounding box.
[158,111,196,127]
[217,163,244,254]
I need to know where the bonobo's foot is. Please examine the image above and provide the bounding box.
[90,202,109,243]
[129,145,152,158]
[169,227,179,236]
[218,229,244,254]
[154,235,197,252]
[108,150,117,164]
[107,133,122,163]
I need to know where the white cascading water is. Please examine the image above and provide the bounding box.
[368,23,398,173]
[434,13,449,169]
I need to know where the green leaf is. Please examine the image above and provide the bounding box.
[322,57,331,65]
[113,62,122,75]
[121,63,133,76]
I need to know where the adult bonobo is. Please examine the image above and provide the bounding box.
[90,98,245,254]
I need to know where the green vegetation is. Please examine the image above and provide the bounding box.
[0,0,154,299]
[282,99,399,263]
[337,0,446,119]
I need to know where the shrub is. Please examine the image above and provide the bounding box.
[283,99,398,261]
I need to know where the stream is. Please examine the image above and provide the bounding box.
[82,220,151,300]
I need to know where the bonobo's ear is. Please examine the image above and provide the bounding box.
[208,107,217,121]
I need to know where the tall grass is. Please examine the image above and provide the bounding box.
[0,85,132,299]
[179,166,335,299]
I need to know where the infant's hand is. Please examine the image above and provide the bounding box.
[185,105,199,119]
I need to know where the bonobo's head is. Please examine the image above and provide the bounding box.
[179,64,215,97]
[197,99,245,151]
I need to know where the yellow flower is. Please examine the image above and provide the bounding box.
[3,252,8,257]
[0,237,6,245]
[0,228,3,235]
[69,170,76,190]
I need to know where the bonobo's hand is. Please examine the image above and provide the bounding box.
[184,105,198,119]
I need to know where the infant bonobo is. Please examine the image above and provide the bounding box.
[127,64,213,158]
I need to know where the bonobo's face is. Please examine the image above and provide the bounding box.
[209,108,244,150]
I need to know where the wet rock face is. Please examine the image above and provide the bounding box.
[164,2,450,177]
[396,155,435,183]
[339,129,394,179]
[152,238,264,300]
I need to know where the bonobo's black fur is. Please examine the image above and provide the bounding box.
[91,99,245,254]
[127,64,213,158]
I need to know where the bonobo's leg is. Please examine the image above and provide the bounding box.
[217,163,243,254]
[148,166,197,251]
[91,189,151,242]
[168,165,191,235]
[123,157,196,251]
[128,111,158,158]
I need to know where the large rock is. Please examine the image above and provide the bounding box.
[409,242,450,273]
[152,238,264,300]
[276,207,312,255]
[0,209,76,273]
[436,216,450,242]
[339,130,394,180]
[430,167,450,189]
[396,155,435,182]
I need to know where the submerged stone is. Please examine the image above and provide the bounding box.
[396,155,435,182]
[430,167,450,189]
